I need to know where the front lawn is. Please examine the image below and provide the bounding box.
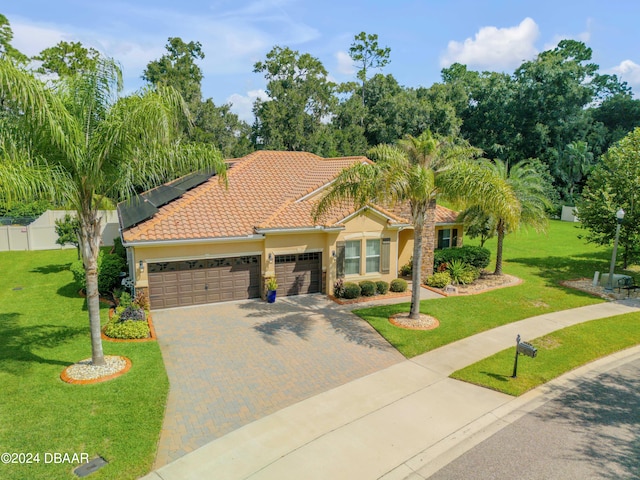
[355,220,614,358]
[451,312,640,396]
[0,250,168,480]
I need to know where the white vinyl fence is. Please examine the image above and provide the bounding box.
[0,210,119,252]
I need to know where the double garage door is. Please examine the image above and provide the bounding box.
[148,256,261,309]
[147,252,322,309]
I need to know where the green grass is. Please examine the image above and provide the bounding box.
[0,250,168,480]
[451,312,640,396]
[355,220,618,358]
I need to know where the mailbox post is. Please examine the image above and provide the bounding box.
[512,334,537,378]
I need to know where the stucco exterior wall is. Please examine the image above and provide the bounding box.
[132,239,264,287]
[127,210,429,299]
[335,211,400,289]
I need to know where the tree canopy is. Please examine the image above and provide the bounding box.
[0,56,226,365]
[576,127,640,268]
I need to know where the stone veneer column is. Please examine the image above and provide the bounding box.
[419,200,437,282]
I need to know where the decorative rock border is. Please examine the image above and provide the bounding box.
[60,356,132,385]
[389,312,440,330]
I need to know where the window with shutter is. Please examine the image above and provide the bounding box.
[381,238,390,274]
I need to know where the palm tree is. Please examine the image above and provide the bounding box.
[460,159,551,275]
[0,57,226,366]
[313,130,518,319]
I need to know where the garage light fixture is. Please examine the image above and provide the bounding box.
[332,250,336,258]
[268,253,273,262]
[139,260,144,272]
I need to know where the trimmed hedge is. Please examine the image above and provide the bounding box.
[389,278,408,292]
[104,320,150,339]
[376,281,389,295]
[343,282,361,299]
[359,280,377,297]
[434,246,491,271]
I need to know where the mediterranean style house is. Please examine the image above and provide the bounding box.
[118,151,463,309]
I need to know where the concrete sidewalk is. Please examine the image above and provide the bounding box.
[141,300,640,480]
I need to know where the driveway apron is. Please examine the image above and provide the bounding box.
[151,294,405,467]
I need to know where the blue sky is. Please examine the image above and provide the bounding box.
[5,1,640,122]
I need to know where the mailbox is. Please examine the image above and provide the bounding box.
[512,335,537,378]
[517,341,538,358]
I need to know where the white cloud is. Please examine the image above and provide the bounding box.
[441,17,539,70]
[335,50,355,76]
[608,60,640,90]
[11,21,69,56]
[227,89,268,123]
[8,2,320,98]
[544,19,593,51]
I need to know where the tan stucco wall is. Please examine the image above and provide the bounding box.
[397,229,413,274]
[128,210,407,298]
[336,211,400,289]
[132,240,264,287]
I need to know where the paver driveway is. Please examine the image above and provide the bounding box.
[151,294,405,467]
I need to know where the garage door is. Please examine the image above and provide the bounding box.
[275,252,322,297]
[148,256,261,309]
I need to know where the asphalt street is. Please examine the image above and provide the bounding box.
[428,357,640,480]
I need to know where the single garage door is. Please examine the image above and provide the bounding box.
[275,252,322,297]
[148,256,261,309]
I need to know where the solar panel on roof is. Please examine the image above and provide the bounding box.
[118,197,159,230]
[142,185,183,208]
[168,170,214,191]
[118,169,217,231]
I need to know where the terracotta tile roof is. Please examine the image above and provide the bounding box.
[434,205,460,224]
[121,151,460,243]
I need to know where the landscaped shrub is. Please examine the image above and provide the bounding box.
[359,280,377,297]
[98,253,126,294]
[70,259,86,290]
[118,291,132,308]
[119,305,146,322]
[447,259,468,285]
[103,320,150,339]
[458,266,481,285]
[112,237,127,260]
[399,257,412,277]
[426,271,452,288]
[376,281,389,295]
[333,278,345,298]
[389,278,408,292]
[133,290,150,310]
[342,282,361,299]
[434,246,491,271]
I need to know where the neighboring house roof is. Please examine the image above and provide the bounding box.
[121,150,460,243]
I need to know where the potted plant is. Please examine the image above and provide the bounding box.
[266,277,278,303]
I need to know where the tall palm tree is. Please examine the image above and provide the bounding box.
[460,159,551,275]
[0,57,226,366]
[313,130,518,319]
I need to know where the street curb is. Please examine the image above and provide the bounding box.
[381,344,640,479]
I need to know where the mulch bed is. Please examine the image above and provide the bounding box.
[102,310,157,342]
